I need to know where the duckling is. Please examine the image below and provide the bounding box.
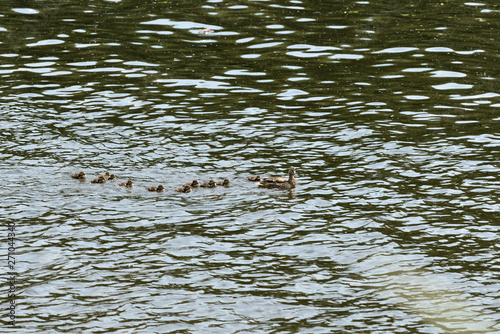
[200,179,217,188]
[98,171,111,180]
[258,166,298,189]
[147,185,165,192]
[71,171,86,179]
[174,185,192,193]
[90,175,106,184]
[216,178,231,186]
[107,174,116,181]
[183,180,200,188]
[247,175,261,182]
[118,180,134,188]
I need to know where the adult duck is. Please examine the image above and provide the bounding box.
[258,166,297,189]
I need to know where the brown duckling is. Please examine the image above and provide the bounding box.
[118,180,134,188]
[258,166,297,189]
[200,179,217,188]
[216,178,231,186]
[98,171,111,180]
[247,175,261,182]
[107,174,116,180]
[183,180,200,188]
[71,171,86,179]
[90,175,106,184]
[147,184,165,192]
[174,185,192,193]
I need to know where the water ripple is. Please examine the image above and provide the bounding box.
[1,0,499,332]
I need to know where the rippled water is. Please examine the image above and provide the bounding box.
[1,0,499,333]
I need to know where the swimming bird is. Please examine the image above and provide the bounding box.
[118,180,134,188]
[147,185,165,192]
[216,178,230,186]
[183,180,200,188]
[107,174,116,180]
[258,166,297,189]
[175,185,192,193]
[247,175,261,182]
[71,171,86,179]
[90,175,106,184]
[98,171,111,180]
[200,180,217,188]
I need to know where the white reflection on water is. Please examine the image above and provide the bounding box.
[1,0,500,332]
[361,254,497,333]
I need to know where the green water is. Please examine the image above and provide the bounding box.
[0,0,499,332]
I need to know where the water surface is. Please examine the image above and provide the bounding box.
[1,0,499,333]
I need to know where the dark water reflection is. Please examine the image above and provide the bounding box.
[1,0,499,333]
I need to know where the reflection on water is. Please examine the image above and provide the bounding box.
[1,0,499,332]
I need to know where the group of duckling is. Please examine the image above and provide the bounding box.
[71,166,298,192]
[71,171,116,184]
[70,171,232,193]
[174,178,231,193]
[72,171,136,187]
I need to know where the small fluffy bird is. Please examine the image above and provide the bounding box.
[147,185,165,192]
[200,180,216,188]
[175,185,192,193]
[71,171,86,179]
[216,179,231,186]
[90,176,106,184]
[118,180,134,188]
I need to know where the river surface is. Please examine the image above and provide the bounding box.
[1,0,499,333]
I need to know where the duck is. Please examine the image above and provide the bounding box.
[147,185,165,192]
[216,178,231,186]
[247,175,261,182]
[174,185,192,193]
[107,174,116,181]
[98,171,111,180]
[90,175,106,184]
[258,166,297,189]
[200,179,217,188]
[183,180,199,188]
[118,180,134,188]
[71,171,86,179]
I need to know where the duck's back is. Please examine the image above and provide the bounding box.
[262,176,288,183]
[259,179,295,189]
